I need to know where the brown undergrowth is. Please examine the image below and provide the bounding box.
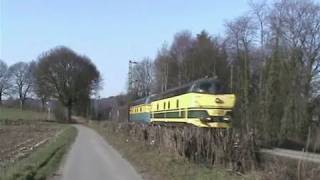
[90,121,260,180]
[90,120,320,180]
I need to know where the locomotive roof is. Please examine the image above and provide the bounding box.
[152,77,220,100]
[130,77,220,106]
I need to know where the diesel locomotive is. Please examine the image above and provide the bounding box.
[129,78,236,128]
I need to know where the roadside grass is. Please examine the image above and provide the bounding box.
[90,121,260,180]
[0,107,47,121]
[0,126,77,180]
[258,153,320,180]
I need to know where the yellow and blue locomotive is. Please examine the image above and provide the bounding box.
[129,78,236,128]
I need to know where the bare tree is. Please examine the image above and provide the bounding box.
[268,0,320,139]
[33,61,53,111]
[131,58,153,97]
[225,15,257,130]
[249,0,270,97]
[280,0,320,97]
[154,44,177,93]
[0,59,11,105]
[249,0,269,49]
[170,30,194,85]
[35,46,101,121]
[8,62,33,109]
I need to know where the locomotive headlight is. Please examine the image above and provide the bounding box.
[223,116,231,121]
[204,117,211,121]
[201,117,212,121]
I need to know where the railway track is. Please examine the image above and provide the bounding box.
[261,148,320,163]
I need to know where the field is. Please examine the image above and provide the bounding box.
[0,121,61,168]
[0,107,77,180]
[0,107,47,121]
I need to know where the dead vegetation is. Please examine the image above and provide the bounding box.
[91,120,320,180]
[91,121,259,180]
[98,121,258,173]
[259,154,320,180]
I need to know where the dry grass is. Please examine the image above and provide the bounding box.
[259,154,320,180]
[90,120,320,180]
[90,121,259,180]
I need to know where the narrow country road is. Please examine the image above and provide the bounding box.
[59,125,142,180]
[261,148,320,164]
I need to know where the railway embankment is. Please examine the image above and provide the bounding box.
[89,121,259,180]
[89,120,320,180]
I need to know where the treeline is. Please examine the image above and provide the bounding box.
[129,0,320,145]
[0,47,101,121]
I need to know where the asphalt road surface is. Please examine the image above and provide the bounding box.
[261,148,320,163]
[59,125,142,180]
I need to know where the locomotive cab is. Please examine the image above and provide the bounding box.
[187,79,236,127]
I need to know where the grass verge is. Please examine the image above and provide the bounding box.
[90,121,259,180]
[0,126,77,180]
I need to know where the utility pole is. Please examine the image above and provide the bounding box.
[128,60,138,121]
[128,60,138,96]
[46,101,51,121]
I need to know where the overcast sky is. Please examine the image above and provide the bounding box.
[1,0,255,97]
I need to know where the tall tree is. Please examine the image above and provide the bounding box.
[35,46,101,121]
[249,0,268,49]
[0,59,11,105]
[269,0,320,140]
[170,30,194,85]
[225,15,257,130]
[248,0,269,99]
[131,58,153,98]
[154,44,178,93]
[33,61,53,111]
[8,62,33,109]
[185,31,230,85]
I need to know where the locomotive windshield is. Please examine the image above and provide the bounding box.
[190,80,224,94]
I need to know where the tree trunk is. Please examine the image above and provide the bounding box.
[20,99,24,110]
[67,103,72,123]
[41,98,46,112]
